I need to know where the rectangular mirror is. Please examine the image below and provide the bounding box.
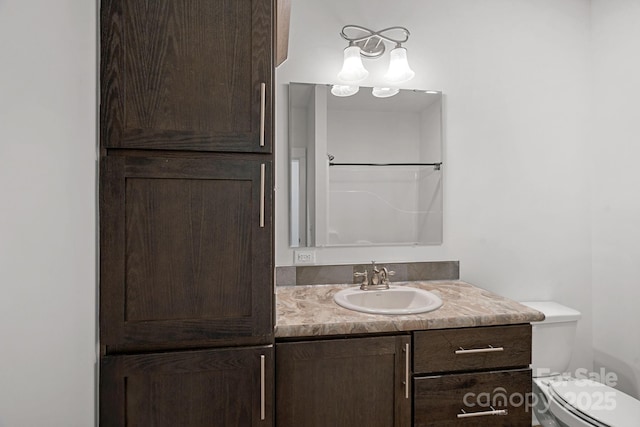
[289,83,443,248]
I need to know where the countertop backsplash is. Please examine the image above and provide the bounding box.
[275,261,459,286]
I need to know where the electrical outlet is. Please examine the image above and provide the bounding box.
[294,250,316,264]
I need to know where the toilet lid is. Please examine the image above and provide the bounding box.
[549,378,640,426]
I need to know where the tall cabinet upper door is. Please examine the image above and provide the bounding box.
[101,0,272,152]
[100,155,273,353]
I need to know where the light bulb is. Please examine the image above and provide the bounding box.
[372,87,399,98]
[383,46,415,84]
[331,85,359,97]
[337,45,369,83]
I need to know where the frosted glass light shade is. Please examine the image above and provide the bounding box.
[337,46,369,83]
[372,87,399,98]
[331,85,359,97]
[384,47,415,84]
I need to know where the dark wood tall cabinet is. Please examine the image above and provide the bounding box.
[99,0,274,425]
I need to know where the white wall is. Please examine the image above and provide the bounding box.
[276,0,593,371]
[0,1,97,426]
[591,0,640,398]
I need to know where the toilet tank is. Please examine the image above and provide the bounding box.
[520,301,581,377]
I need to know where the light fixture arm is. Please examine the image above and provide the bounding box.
[340,25,410,58]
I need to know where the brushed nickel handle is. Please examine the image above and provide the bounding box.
[259,82,266,147]
[457,407,507,418]
[259,163,265,228]
[404,342,410,399]
[455,345,504,355]
[260,354,266,420]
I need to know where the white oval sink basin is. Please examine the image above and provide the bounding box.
[333,286,443,315]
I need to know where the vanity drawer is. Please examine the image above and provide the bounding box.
[413,368,531,426]
[413,324,531,374]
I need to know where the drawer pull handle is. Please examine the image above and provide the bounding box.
[260,354,266,420]
[259,82,266,147]
[455,345,504,355]
[259,163,266,228]
[457,406,508,418]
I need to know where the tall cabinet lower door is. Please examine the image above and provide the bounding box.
[100,154,273,353]
[100,346,273,426]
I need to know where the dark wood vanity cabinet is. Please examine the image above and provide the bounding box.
[100,154,273,353]
[413,324,532,426]
[274,325,532,427]
[101,0,272,153]
[275,335,412,427]
[100,346,273,427]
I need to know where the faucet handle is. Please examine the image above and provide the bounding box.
[354,270,368,283]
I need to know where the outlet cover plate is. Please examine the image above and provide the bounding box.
[294,250,316,265]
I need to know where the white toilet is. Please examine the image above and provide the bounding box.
[521,301,640,427]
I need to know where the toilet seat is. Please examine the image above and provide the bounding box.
[547,378,640,426]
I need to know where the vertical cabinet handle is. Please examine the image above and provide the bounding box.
[260,354,266,420]
[259,164,265,228]
[259,82,266,147]
[404,342,410,399]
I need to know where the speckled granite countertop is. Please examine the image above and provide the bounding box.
[275,281,544,338]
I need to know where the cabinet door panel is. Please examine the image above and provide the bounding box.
[100,346,273,426]
[414,368,532,426]
[100,155,272,352]
[101,0,272,152]
[276,336,411,427]
[125,177,251,322]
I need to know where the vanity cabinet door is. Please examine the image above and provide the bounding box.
[413,368,531,426]
[100,154,273,353]
[276,335,411,427]
[101,0,272,153]
[100,346,273,426]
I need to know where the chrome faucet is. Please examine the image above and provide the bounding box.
[354,261,395,290]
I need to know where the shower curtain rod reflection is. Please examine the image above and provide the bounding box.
[329,162,442,170]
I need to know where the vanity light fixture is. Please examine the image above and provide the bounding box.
[337,46,369,83]
[335,25,415,97]
[383,46,415,84]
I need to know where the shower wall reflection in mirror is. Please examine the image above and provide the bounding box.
[289,83,443,248]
